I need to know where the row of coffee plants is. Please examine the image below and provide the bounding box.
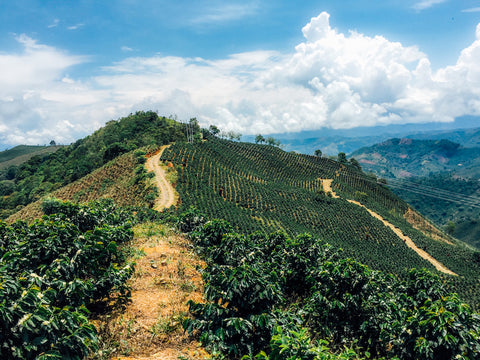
[161,138,480,308]
[0,198,134,359]
[178,208,480,360]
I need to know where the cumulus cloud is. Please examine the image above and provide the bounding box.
[2,12,480,145]
[0,35,104,145]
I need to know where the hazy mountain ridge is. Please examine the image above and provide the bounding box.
[245,116,480,156]
[350,138,480,178]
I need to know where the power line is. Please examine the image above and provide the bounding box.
[334,167,480,209]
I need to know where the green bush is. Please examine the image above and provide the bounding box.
[0,199,134,359]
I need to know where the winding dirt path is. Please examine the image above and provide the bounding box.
[319,178,339,198]
[145,145,177,211]
[319,179,457,276]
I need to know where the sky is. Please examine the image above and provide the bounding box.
[1,0,480,146]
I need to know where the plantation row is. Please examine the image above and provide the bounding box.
[161,137,480,308]
[0,199,134,359]
[178,209,480,360]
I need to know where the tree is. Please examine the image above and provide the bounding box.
[223,131,241,141]
[49,140,56,146]
[314,149,322,157]
[209,125,220,136]
[337,152,347,164]
[255,134,265,144]
[445,221,456,235]
[349,157,362,171]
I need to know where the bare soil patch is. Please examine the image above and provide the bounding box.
[93,223,208,360]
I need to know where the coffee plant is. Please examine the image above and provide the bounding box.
[181,210,480,359]
[0,199,134,359]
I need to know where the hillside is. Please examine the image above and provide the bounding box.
[388,173,480,249]
[0,111,190,219]
[0,144,64,169]
[3,121,480,358]
[161,135,480,308]
[351,138,480,178]
[7,149,158,223]
[405,126,480,148]
[349,137,480,248]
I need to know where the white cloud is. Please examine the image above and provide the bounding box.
[462,7,480,13]
[189,2,259,26]
[121,46,134,52]
[2,12,480,145]
[48,19,60,28]
[67,23,84,30]
[413,0,448,11]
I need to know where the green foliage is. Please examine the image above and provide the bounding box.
[176,206,207,233]
[0,199,134,359]
[181,215,480,359]
[0,111,187,218]
[256,135,266,144]
[255,326,363,360]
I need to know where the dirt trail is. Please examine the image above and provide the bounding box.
[100,224,207,360]
[319,178,339,198]
[145,146,177,211]
[319,179,457,276]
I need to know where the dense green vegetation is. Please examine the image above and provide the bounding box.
[161,135,480,308]
[0,198,134,359]
[7,149,159,224]
[180,210,480,359]
[0,111,188,219]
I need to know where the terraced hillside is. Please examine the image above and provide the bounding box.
[161,136,480,308]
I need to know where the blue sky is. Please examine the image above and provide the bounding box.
[1,0,480,145]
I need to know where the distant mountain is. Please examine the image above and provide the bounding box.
[0,145,64,170]
[405,127,480,148]
[350,138,480,178]
[243,116,480,156]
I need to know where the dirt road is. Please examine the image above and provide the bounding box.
[145,146,177,211]
[320,179,457,276]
